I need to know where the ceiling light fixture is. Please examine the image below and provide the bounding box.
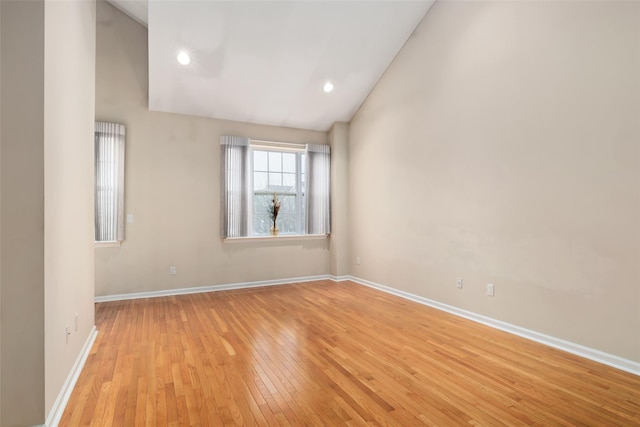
[177,51,191,65]
[323,81,334,93]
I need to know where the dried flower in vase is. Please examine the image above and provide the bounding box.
[270,193,281,232]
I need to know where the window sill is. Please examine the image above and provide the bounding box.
[223,234,329,243]
[95,241,121,248]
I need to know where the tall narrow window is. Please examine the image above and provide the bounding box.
[306,143,330,235]
[95,122,125,242]
[220,136,250,238]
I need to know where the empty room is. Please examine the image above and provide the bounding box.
[1,0,639,426]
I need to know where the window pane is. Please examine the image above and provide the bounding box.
[278,213,297,233]
[301,193,306,233]
[301,154,306,174]
[269,172,282,188]
[253,194,272,235]
[269,152,282,172]
[254,150,268,171]
[283,173,296,190]
[253,213,270,235]
[283,153,296,173]
[280,194,296,213]
[254,193,271,210]
[254,172,268,191]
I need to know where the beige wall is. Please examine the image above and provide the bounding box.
[0,1,96,424]
[44,0,96,416]
[95,1,330,297]
[0,3,3,422]
[0,1,46,425]
[329,122,350,277]
[349,1,640,362]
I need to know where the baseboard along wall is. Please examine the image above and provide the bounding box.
[46,326,98,427]
[94,275,640,377]
[347,276,640,377]
[94,275,334,303]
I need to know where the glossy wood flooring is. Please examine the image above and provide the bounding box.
[61,280,640,426]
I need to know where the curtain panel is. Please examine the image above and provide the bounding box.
[95,122,126,242]
[305,143,331,235]
[220,136,250,238]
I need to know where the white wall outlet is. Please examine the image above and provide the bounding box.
[126,214,134,223]
[456,277,463,289]
[487,283,495,297]
[169,266,177,275]
[65,325,71,343]
[74,313,79,332]
[356,256,361,265]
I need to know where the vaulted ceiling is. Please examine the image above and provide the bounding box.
[108,1,434,131]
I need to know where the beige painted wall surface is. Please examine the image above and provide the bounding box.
[329,122,350,277]
[349,1,640,361]
[0,1,46,425]
[0,2,3,423]
[44,0,96,415]
[0,3,3,423]
[95,2,329,297]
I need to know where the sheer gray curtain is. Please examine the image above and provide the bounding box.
[305,143,331,235]
[95,122,126,242]
[221,136,250,238]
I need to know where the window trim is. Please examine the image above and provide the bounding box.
[95,241,121,248]
[223,233,329,243]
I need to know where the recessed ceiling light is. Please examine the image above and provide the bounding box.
[177,51,191,65]
[323,81,334,93]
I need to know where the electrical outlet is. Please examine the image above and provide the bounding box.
[487,283,495,297]
[169,266,177,275]
[456,277,463,289]
[356,256,361,265]
[74,313,79,332]
[126,214,134,223]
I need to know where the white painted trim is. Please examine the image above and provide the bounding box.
[45,326,98,427]
[94,274,640,376]
[348,276,640,377]
[95,275,332,303]
[94,241,121,248]
[223,234,328,243]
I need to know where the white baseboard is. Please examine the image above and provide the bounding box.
[348,276,640,377]
[45,326,98,427]
[95,275,333,303]
[94,274,639,376]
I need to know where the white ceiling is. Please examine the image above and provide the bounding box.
[109,1,434,131]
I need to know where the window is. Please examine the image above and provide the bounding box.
[220,136,330,239]
[95,122,125,243]
[251,147,306,235]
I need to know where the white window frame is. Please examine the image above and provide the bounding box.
[248,140,306,236]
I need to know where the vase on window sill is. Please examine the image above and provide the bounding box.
[270,225,279,236]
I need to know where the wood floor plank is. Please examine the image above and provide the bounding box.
[60,280,640,426]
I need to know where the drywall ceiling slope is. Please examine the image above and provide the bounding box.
[146,1,434,131]
[108,0,147,26]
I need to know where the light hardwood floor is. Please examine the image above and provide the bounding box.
[61,280,640,426]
